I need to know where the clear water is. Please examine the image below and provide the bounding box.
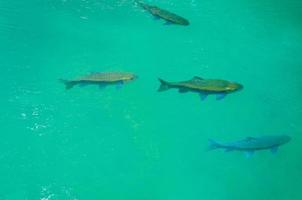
[1,0,302,199]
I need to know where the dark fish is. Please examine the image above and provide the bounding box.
[136,1,189,26]
[60,72,137,90]
[208,135,291,157]
[158,76,243,100]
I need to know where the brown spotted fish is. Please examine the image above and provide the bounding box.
[60,72,137,90]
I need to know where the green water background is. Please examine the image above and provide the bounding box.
[1,0,302,199]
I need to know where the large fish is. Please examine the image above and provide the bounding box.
[136,1,190,26]
[208,135,291,157]
[60,72,137,90]
[158,76,243,100]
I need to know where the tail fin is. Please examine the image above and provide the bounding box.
[135,0,147,9]
[207,139,221,151]
[158,78,171,92]
[59,79,76,90]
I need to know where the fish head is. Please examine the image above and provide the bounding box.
[279,135,291,144]
[182,19,190,26]
[130,74,138,81]
[225,82,243,92]
[123,73,138,82]
[112,73,137,83]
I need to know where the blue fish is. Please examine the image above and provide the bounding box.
[208,135,291,157]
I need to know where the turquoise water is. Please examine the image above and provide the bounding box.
[1,0,302,199]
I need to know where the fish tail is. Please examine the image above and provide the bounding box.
[207,139,221,151]
[134,0,143,7]
[59,79,76,90]
[135,0,149,10]
[158,78,171,92]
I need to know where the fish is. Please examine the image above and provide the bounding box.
[208,135,291,157]
[136,1,190,26]
[157,76,243,100]
[60,72,137,90]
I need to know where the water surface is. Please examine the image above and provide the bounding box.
[1,0,302,199]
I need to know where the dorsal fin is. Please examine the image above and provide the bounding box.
[192,76,204,81]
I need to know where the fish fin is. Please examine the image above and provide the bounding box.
[216,93,227,100]
[153,15,160,20]
[59,79,76,90]
[135,0,142,6]
[163,21,173,25]
[245,150,254,158]
[199,93,208,101]
[116,81,124,90]
[271,146,278,154]
[192,76,204,81]
[158,78,171,92]
[98,83,107,89]
[135,1,148,10]
[178,88,189,93]
[207,139,221,151]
